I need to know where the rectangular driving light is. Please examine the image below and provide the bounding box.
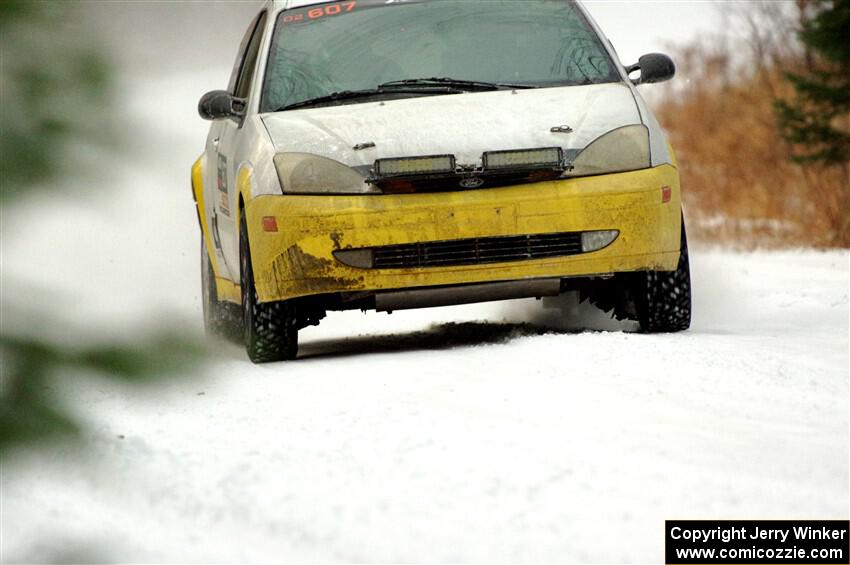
[482,147,563,170]
[374,155,456,177]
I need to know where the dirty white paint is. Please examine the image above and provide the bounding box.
[261,83,643,171]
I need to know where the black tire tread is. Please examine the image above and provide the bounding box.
[245,298,298,363]
[240,213,298,363]
[637,220,692,333]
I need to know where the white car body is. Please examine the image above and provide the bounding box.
[194,0,690,363]
[201,0,672,279]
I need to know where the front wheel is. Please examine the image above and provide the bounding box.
[635,218,692,333]
[239,211,298,363]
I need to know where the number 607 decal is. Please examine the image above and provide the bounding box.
[282,1,357,24]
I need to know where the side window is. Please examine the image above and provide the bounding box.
[234,11,267,100]
[227,11,267,98]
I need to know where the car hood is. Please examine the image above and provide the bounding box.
[261,82,641,169]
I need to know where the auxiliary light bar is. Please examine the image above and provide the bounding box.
[374,155,456,177]
[482,147,563,170]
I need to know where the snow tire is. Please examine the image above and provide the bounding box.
[239,211,298,363]
[636,217,692,333]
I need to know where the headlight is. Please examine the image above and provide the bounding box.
[567,125,650,177]
[273,153,377,194]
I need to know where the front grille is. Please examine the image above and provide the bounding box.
[370,232,584,269]
[374,170,564,194]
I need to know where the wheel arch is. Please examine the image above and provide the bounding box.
[235,163,255,248]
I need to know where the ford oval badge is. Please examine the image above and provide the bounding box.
[460,177,484,189]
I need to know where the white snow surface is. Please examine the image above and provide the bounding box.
[1,71,848,563]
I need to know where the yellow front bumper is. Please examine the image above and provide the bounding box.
[245,164,682,303]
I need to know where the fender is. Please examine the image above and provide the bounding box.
[234,163,256,239]
[193,155,241,304]
[666,143,678,168]
[235,163,262,290]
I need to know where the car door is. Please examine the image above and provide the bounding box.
[206,10,267,280]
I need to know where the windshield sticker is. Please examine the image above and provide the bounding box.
[282,1,357,24]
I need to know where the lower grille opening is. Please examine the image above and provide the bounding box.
[334,231,610,269]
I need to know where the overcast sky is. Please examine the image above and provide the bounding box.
[583,0,722,65]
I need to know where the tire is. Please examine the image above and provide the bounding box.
[201,239,241,340]
[239,211,298,363]
[635,217,692,333]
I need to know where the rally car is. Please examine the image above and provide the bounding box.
[193,0,692,363]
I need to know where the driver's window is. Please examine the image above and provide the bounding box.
[234,12,267,99]
[227,11,267,98]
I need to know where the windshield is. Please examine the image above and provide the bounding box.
[260,0,620,112]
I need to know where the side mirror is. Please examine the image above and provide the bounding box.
[625,53,676,85]
[198,90,246,120]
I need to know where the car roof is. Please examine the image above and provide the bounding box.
[266,0,586,12]
[265,0,334,12]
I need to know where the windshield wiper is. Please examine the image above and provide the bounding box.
[275,78,538,111]
[276,86,462,112]
[379,77,538,91]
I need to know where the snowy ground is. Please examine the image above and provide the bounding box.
[1,71,848,563]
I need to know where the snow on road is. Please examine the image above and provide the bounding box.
[2,71,848,563]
